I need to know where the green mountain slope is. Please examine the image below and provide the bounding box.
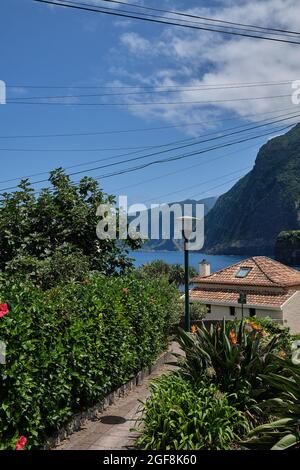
[203,124,300,255]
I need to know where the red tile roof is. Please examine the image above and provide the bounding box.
[190,287,294,307]
[193,256,300,288]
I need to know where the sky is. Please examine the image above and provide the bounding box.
[1,0,300,206]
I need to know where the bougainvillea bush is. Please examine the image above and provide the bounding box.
[0,274,179,449]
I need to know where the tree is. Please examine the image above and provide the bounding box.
[0,169,141,280]
[137,260,197,287]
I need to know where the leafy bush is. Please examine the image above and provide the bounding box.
[243,316,291,352]
[136,373,249,450]
[176,320,283,408]
[190,301,207,321]
[0,170,140,276]
[0,273,179,449]
[243,344,300,450]
[5,245,91,289]
[137,260,197,287]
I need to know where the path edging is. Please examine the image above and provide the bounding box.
[44,344,175,450]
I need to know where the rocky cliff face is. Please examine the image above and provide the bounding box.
[275,231,300,266]
[203,124,300,255]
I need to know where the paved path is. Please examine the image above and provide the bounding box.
[54,343,181,450]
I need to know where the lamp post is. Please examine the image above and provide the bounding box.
[238,292,247,320]
[177,216,198,332]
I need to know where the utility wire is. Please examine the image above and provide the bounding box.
[1,113,299,191]
[9,81,297,100]
[1,110,295,185]
[6,93,294,106]
[89,123,295,181]
[142,166,251,204]
[4,121,294,196]
[0,105,296,139]
[100,0,300,38]
[33,1,300,45]
[6,79,300,90]
[1,108,298,154]
[109,141,271,194]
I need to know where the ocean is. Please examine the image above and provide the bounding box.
[130,250,247,273]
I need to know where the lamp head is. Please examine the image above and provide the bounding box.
[177,215,199,241]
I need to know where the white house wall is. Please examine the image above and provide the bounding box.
[205,304,283,322]
[282,291,300,334]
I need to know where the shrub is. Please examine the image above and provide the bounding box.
[137,260,197,287]
[0,273,179,449]
[5,245,91,289]
[136,373,249,450]
[176,320,283,408]
[243,343,300,450]
[243,316,291,352]
[0,170,140,275]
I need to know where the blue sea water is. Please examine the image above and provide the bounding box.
[130,251,248,273]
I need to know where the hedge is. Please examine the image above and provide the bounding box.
[0,274,180,449]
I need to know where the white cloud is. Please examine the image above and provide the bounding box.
[120,32,152,54]
[110,0,300,131]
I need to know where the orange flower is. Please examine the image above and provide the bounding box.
[229,330,237,345]
[122,288,129,294]
[191,324,198,334]
[279,350,286,358]
[250,322,262,331]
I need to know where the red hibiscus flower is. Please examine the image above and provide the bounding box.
[0,303,9,318]
[15,436,27,451]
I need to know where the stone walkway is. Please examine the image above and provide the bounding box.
[54,343,181,450]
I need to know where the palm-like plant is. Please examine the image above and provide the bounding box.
[176,320,283,407]
[243,344,300,450]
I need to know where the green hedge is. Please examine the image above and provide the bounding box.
[0,274,179,449]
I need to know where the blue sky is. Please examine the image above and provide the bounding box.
[1,0,300,206]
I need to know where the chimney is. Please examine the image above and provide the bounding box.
[199,259,211,277]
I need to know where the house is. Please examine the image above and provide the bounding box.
[190,257,300,334]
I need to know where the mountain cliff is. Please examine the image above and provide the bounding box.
[203,124,300,255]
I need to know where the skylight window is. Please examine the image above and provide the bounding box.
[235,267,252,278]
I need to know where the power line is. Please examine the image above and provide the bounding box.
[142,166,251,204]
[1,110,298,189]
[100,0,300,38]
[1,110,294,185]
[60,0,300,40]
[1,113,299,191]
[8,82,297,100]
[91,123,295,181]
[33,0,300,45]
[0,144,161,152]
[8,121,295,197]
[0,105,296,139]
[6,93,293,106]
[109,141,268,194]
[188,174,250,201]
[6,79,299,90]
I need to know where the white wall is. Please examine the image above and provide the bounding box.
[204,304,283,322]
[283,291,300,334]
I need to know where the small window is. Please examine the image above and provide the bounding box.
[206,304,211,314]
[235,267,252,278]
[230,306,236,316]
[249,308,256,318]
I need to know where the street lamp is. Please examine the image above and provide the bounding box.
[238,292,247,320]
[177,216,198,332]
